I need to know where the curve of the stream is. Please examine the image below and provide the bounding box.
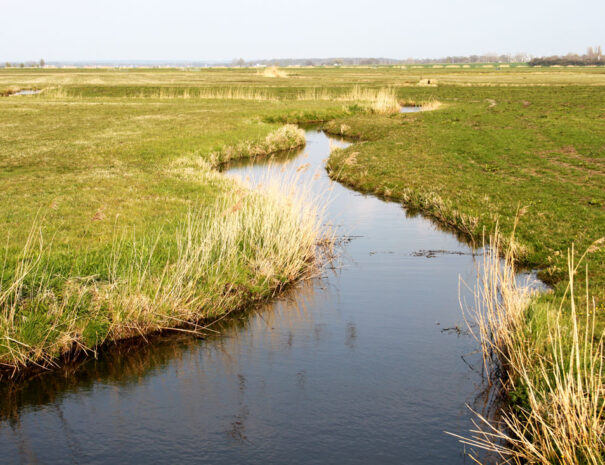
[1,128,499,464]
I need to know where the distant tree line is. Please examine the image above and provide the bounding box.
[2,59,45,68]
[231,53,532,67]
[529,46,604,66]
[2,48,601,69]
[401,53,531,64]
[232,57,408,67]
[229,47,603,67]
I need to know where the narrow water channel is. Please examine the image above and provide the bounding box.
[0,129,491,464]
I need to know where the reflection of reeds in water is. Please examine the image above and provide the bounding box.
[0,276,327,422]
[206,277,327,376]
[0,332,200,421]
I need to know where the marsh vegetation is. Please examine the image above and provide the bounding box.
[0,66,603,463]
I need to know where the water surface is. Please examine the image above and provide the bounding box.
[11,89,41,96]
[0,130,491,464]
[399,106,423,113]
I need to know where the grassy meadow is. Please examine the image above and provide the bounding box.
[1,65,604,461]
[0,69,352,371]
[326,83,605,294]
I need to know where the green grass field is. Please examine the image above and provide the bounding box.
[0,70,355,370]
[1,65,604,462]
[1,66,604,366]
[326,84,605,297]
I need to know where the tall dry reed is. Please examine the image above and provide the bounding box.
[207,124,306,165]
[297,86,400,113]
[142,87,279,101]
[40,84,402,113]
[452,226,605,464]
[259,66,288,78]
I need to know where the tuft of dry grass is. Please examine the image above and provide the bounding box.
[297,86,400,114]
[0,86,21,97]
[40,82,401,114]
[40,87,71,98]
[260,66,288,78]
[419,98,443,111]
[451,225,605,464]
[366,88,401,114]
[208,124,306,165]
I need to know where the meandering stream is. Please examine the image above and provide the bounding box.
[1,128,496,464]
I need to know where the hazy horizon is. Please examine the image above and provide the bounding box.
[2,0,603,62]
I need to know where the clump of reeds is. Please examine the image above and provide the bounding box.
[259,66,288,78]
[418,98,442,111]
[0,161,330,373]
[1,87,21,97]
[452,225,605,464]
[42,87,71,98]
[139,87,278,101]
[39,84,401,114]
[42,86,279,101]
[366,88,401,114]
[208,124,306,165]
[296,86,400,114]
[398,98,442,112]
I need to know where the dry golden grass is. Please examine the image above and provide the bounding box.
[400,98,443,111]
[42,86,278,101]
[260,66,288,78]
[41,84,402,113]
[207,124,306,165]
[0,86,21,97]
[35,79,404,115]
[152,87,279,100]
[366,88,401,114]
[419,98,443,111]
[297,86,400,114]
[418,78,438,87]
[39,86,72,98]
[451,225,605,464]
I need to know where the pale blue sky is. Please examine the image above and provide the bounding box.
[2,0,603,61]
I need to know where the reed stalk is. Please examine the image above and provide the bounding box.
[451,225,605,464]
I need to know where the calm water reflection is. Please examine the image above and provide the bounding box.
[1,130,489,464]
